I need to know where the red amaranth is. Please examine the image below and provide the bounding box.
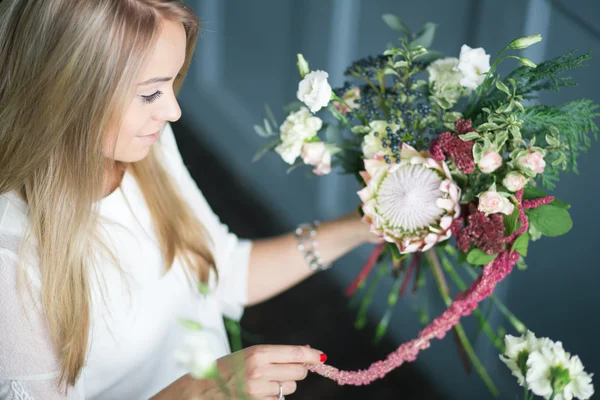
[429,119,476,174]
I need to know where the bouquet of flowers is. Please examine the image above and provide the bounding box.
[253,14,598,397]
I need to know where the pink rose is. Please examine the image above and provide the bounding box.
[478,150,503,173]
[517,151,546,174]
[301,142,332,175]
[478,190,514,215]
[502,172,528,192]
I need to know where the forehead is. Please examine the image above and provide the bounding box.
[139,19,187,78]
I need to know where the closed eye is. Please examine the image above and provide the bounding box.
[140,91,163,104]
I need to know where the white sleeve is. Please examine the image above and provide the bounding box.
[0,250,85,400]
[157,123,253,321]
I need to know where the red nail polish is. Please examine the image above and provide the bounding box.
[320,353,327,363]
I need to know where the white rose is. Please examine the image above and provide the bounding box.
[301,142,332,175]
[478,150,503,173]
[454,45,491,90]
[275,107,322,164]
[478,190,514,215]
[174,330,220,379]
[296,70,332,113]
[518,151,546,175]
[503,172,529,192]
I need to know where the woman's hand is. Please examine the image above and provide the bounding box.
[154,344,326,399]
[215,344,326,399]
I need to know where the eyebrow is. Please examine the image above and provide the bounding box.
[137,73,182,86]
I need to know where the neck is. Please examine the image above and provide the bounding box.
[103,161,127,198]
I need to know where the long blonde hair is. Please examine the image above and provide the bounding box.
[0,0,215,388]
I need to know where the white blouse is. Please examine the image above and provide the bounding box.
[0,123,253,399]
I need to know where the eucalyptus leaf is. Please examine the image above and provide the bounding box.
[265,104,278,128]
[286,159,304,174]
[382,14,412,37]
[410,22,437,49]
[252,137,280,162]
[414,50,445,64]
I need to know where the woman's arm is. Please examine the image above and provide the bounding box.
[246,210,380,305]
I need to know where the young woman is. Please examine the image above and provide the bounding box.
[0,1,378,399]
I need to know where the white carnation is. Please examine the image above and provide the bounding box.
[275,107,322,164]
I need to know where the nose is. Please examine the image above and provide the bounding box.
[153,91,182,123]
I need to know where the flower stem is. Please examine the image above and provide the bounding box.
[438,250,504,352]
[427,249,500,397]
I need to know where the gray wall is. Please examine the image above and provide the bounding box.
[179,1,600,398]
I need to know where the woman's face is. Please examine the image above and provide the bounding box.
[104,19,186,162]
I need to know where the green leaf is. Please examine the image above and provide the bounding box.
[526,205,573,237]
[283,101,304,114]
[459,132,480,141]
[466,249,498,265]
[410,22,437,49]
[178,318,203,331]
[504,203,520,236]
[512,232,530,257]
[477,122,500,131]
[382,14,411,37]
[496,80,511,95]
[252,137,280,162]
[523,187,570,209]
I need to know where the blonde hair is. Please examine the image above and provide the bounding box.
[0,0,215,389]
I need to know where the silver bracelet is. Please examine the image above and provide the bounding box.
[294,221,331,272]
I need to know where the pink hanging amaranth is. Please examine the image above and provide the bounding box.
[308,189,552,386]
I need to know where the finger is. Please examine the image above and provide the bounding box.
[245,379,297,397]
[248,364,308,382]
[246,345,326,365]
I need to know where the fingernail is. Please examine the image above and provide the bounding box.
[320,353,327,363]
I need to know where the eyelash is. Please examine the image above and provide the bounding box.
[141,90,163,104]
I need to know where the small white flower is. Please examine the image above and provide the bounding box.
[478,150,503,173]
[275,107,322,164]
[296,70,333,113]
[301,142,332,175]
[503,171,529,192]
[518,151,546,175]
[478,190,514,215]
[454,44,491,90]
[175,330,221,379]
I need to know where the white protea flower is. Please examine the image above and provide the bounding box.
[358,144,461,254]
